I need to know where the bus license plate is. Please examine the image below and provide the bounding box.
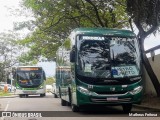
[23,91,36,94]
[107,97,118,101]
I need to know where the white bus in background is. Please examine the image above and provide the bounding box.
[13,66,46,97]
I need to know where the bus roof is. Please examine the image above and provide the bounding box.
[71,28,136,37]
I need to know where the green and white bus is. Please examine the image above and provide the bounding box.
[13,66,46,97]
[54,66,71,98]
[56,28,143,112]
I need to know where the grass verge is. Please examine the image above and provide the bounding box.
[0,90,12,97]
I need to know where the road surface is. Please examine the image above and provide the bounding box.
[0,93,159,120]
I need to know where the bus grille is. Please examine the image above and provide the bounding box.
[95,91,127,95]
[91,98,131,103]
[23,91,37,94]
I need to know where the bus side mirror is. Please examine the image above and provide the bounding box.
[70,49,75,63]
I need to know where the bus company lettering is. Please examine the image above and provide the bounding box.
[112,66,138,77]
[82,36,105,40]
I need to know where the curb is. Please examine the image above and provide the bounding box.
[133,104,160,111]
[0,95,18,98]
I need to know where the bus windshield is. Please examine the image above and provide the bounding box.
[77,36,141,78]
[17,71,43,87]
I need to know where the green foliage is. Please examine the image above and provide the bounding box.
[0,91,12,96]
[46,77,55,85]
[126,0,160,38]
[18,0,129,62]
[63,38,71,50]
[126,0,160,96]
[0,32,22,82]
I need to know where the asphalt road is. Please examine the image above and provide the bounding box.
[0,93,159,120]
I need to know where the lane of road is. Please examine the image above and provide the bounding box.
[0,93,160,120]
[0,93,133,112]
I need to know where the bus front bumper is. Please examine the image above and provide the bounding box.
[76,86,143,106]
[15,89,45,95]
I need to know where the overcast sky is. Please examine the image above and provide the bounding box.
[0,0,160,76]
[0,0,56,77]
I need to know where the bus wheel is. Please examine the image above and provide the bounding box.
[25,94,28,98]
[71,104,79,112]
[122,104,132,113]
[61,99,67,106]
[59,87,61,98]
[40,93,45,97]
[19,94,23,98]
[68,88,71,106]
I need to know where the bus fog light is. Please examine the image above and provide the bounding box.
[77,86,91,95]
[130,86,143,95]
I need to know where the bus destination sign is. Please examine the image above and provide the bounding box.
[19,67,39,71]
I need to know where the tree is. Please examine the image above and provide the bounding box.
[17,0,128,62]
[126,0,160,96]
[46,77,55,85]
[0,32,23,82]
[18,0,160,97]
[16,0,160,97]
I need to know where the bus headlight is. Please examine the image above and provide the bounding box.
[77,86,91,95]
[40,85,43,89]
[129,86,143,95]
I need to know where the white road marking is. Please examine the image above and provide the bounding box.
[1,101,10,120]
[4,101,10,111]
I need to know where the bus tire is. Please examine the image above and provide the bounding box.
[25,94,28,98]
[69,89,79,112]
[61,99,67,106]
[59,87,61,98]
[71,104,79,112]
[122,104,132,113]
[40,93,45,97]
[68,88,71,106]
[19,94,23,98]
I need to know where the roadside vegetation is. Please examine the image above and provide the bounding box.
[0,90,12,97]
[46,77,55,85]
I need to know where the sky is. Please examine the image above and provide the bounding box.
[0,0,16,32]
[0,0,160,76]
[0,0,56,77]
